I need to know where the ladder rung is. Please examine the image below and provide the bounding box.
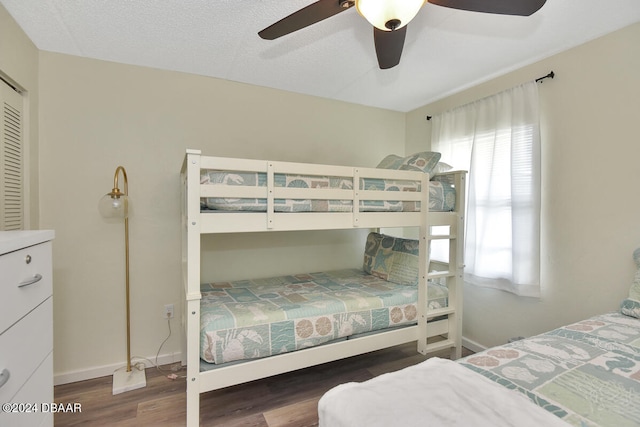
[428,234,456,240]
[427,270,453,279]
[427,307,455,317]
[425,339,456,353]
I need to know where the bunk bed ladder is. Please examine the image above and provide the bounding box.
[419,172,466,359]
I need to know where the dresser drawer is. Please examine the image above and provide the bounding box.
[0,242,53,334]
[0,297,53,404]
[0,353,53,427]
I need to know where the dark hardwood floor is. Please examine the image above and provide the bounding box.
[54,343,472,426]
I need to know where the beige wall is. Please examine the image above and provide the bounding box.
[0,5,40,228]
[407,22,640,348]
[36,52,405,380]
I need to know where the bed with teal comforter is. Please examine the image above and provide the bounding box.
[319,311,640,427]
[200,170,457,213]
[199,268,449,365]
[459,312,640,426]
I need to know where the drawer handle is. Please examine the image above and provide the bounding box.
[0,369,9,389]
[18,274,43,288]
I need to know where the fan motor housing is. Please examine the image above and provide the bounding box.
[385,19,401,30]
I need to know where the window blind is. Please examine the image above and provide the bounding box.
[0,80,23,231]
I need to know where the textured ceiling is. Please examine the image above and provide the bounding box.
[2,0,640,112]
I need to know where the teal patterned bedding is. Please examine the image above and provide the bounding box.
[200,171,456,212]
[459,312,640,427]
[200,268,448,364]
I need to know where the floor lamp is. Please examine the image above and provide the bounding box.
[98,166,146,395]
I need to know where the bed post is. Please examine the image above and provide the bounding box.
[182,149,202,427]
[449,172,466,359]
[417,173,430,354]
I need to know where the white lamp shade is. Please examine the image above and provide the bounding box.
[98,193,129,218]
[356,0,425,31]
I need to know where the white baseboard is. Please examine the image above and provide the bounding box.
[54,352,183,386]
[462,336,487,354]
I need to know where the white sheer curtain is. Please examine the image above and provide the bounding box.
[431,81,541,297]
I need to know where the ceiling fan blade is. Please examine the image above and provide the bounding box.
[259,0,354,40]
[427,0,546,16]
[374,26,407,70]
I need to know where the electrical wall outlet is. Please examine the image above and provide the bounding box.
[164,304,174,319]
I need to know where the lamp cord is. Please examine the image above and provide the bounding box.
[155,318,178,373]
[130,318,185,378]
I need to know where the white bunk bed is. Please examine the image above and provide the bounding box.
[180,149,466,427]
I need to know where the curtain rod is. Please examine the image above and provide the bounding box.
[535,70,555,83]
[0,74,22,94]
[426,71,555,121]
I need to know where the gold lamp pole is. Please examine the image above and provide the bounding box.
[98,166,146,394]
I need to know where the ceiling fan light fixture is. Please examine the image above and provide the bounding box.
[356,0,425,31]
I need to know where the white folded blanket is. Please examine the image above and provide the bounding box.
[318,357,568,427]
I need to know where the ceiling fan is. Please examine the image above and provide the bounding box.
[259,0,547,69]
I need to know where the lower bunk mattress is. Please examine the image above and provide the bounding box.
[318,311,640,427]
[200,170,456,212]
[200,268,448,365]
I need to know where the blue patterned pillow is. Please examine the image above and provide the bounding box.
[621,247,640,319]
[376,154,404,170]
[621,298,640,319]
[398,152,441,175]
[363,232,419,285]
[377,151,441,176]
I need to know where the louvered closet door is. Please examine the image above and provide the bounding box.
[0,80,24,231]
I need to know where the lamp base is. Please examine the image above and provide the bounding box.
[112,366,146,395]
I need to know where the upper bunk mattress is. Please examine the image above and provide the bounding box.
[200,268,448,365]
[200,170,456,213]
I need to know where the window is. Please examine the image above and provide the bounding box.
[431,81,541,297]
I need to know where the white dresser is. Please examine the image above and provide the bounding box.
[0,230,55,427]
